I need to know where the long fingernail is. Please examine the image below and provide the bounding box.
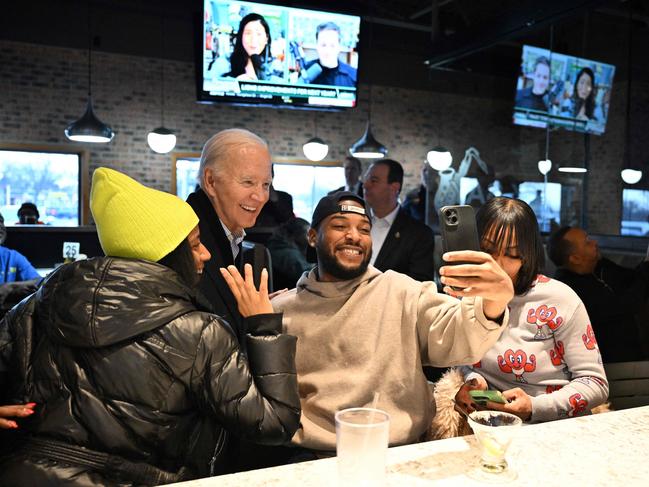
[8,421,18,428]
[24,409,35,415]
[26,403,36,408]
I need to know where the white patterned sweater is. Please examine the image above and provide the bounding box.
[462,275,609,422]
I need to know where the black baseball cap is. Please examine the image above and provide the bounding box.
[310,191,370,229]
[307,191,370,263]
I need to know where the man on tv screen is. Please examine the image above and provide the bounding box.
[304,22,356,87]
[515,56,550,112]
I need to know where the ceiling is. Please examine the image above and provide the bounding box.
[2,0,647,89]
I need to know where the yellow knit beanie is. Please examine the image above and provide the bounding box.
[90,167,199,262]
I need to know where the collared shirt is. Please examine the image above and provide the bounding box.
[369,205,400,265]
[345,181,361,194]
[221,220,246,261]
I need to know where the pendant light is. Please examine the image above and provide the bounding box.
[65,1,114,143]
[426,93,452,171]
[349,7,387,159]
[303,116,328,161]
[349,119,387,159]
[538,73,552,177]
[427,146,453,171]
[148,16,176,154]
[620,1,642,185]
[558,20,589,173]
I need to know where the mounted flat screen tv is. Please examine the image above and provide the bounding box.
[199,0,361,109]
[513,45,615,135]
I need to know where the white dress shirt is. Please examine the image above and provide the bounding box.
[221,220,246,261]
[369,205,400,266]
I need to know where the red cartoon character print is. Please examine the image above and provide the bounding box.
[549,341,565,366]
[527,304,564,340]
[582,324,597,350]
[545,385,563,394]
[549,340,570,376]
[568,393,588,417]
[498,349,536,383]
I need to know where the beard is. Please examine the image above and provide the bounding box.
[317,242,372,280]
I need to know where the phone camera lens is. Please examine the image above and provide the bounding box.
[450,215,458,224]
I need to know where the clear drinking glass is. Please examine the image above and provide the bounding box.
[467,410,522,481]
[335,407,390,487]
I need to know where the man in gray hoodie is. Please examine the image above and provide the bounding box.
[272,191,514,453]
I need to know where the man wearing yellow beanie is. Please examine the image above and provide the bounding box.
[0,167,300,485]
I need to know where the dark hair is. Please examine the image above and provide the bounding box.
[572,67,596,119]
[345,156,361,172]
[534,56,550,71]
[316,21,341,40]
[18,202,40,224]
[547,226,574,267]
[279,217,309,240]
[476,197,545,295]
[158,237,199,288]
[227,13,271,78]
[0,212,6,245]
[373,159,403,193]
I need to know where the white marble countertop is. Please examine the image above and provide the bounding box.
[169,406,649,486]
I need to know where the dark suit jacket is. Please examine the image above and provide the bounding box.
[186,188,244,342]
[328,183,363,198]
[373,207,436,282]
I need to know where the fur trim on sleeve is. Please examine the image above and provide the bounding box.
[426,368,472,441]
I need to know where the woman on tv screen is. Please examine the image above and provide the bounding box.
[562,67,597,121]
[225,13,272,81]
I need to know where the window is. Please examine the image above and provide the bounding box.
[172,155,344,222]
[273,162,343,221]
[174,156,200,201]
[0,147,86,226]
[621,189,649,236]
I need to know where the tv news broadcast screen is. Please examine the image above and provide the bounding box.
[199,0,361,109]
[513,45,616,135]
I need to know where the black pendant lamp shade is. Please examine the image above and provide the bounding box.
[65,1,114,144]
[349,121,387,159]
[65,97,114,143]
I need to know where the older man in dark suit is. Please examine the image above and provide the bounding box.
[363,159,435,282]
[186,128,272,343]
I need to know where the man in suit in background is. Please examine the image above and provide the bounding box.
[329,156,363,197]
[187,128,272,342]
[363,159,436,282]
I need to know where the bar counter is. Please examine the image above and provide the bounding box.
[169,406,649,486]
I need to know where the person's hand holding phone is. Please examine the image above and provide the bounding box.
[481,387,532,422]
[454,376,488,414]
[439,250,514,320]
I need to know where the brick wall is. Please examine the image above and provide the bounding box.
[1,40,646,234]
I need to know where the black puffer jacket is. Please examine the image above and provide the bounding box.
[0,257,300,486]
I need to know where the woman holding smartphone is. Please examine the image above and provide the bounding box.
[431,197,608,438]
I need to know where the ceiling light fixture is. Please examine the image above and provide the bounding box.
[65,1,114,143]
[349,5,387,159]
[148,16,176,154]
[303,115,328,161]
[350,120,387,159]
[620,1,642,185]
[303,136,329,161]
[427,146,453,171]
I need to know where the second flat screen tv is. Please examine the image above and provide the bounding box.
[200,0,361,110]
[513,45,616,135]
